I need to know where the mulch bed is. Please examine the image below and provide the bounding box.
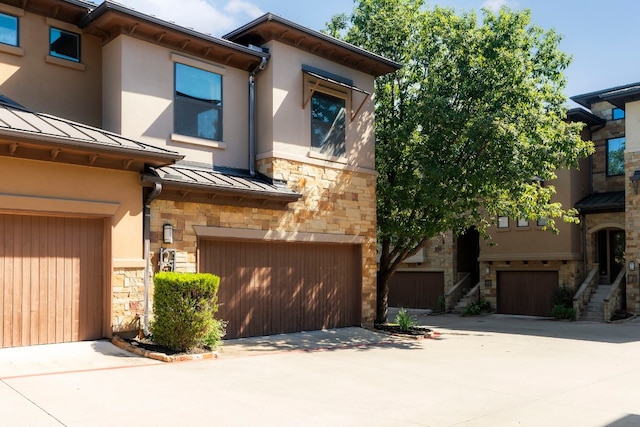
[125,337,213,356]
[374,324,433,338]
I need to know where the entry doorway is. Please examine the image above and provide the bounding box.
[597,229,625,284]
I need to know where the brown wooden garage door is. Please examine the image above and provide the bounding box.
[388,272,444,310]
[199,239,362,339]
[497,271,558,317]
[0,214,105,348]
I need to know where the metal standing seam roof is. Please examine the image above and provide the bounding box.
[574,191,625,213]
[146,164,301,200]
[0,101,182,160]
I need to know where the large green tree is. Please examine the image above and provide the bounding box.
[326,0,594,323]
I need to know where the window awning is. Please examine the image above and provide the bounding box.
[302,65,371,120]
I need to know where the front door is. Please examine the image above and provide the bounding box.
[597,229,625,283]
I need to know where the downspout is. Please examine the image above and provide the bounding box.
[249,56,268,176]
[143,182,162,335]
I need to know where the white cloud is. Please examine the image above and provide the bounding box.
[115,0,263,36]
[224,0,263,19]
[481,0,511,11]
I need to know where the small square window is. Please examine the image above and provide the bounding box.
[174,62,222,141]
[517,218,529,227]
[606,137,625,176]
[612,108,625,120]
[0,13,18,47]
[311,91,346,157]
[537,217,549,227]
[50,27,80,62]
[497,216,509,229]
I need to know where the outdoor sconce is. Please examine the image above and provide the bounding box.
[630,170,640,194]
[163,223,174,244]
[485,266,490,275]
[630,261,636,271]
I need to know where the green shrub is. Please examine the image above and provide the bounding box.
[437,294,446,313]
[396,307,416,331]
[461,299,491,316]
[151,272,223,352]
[553,286,575,308]
[551,304,576,321]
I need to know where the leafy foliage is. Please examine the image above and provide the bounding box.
[151,272,224,352]
[326,0,594,323]
[551,304,576,320]
[551,286,576,320]
[461,299,492,316]
[395,307,417,331]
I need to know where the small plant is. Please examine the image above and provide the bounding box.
[551,304,576,320]
[551,286,576,321]
[396,307,416,331]
[437,294,446,313]
[461,299,492,316]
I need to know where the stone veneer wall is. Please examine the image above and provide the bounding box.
[148,157,378,324]
[625,152,640,314]
[590,101,625,193]
[478,260,583,309]
[112,268,145,334]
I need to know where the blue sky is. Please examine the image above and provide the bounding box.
[116,0,638,103]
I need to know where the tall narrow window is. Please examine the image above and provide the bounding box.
[174,63,222,141]
[0,13,18,47]
[607,137,625,176]
[50,27,80,62]
[612,108,625,120]
[311,91,346,157]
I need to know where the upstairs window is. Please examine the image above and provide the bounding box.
[607,137,625,176]
[517,218,529,227]
[612,108,625,120]
[174,62,222,141]
[0,13,18,47]
[497,216,509,229]
[50,27,80,62]
[311,91,346,157]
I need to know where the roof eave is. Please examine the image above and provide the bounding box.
[223,13,401,77]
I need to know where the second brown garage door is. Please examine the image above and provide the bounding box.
[199,239,362,339]
[388,272,444,310]
[0,213,105,348]
[497,271,559,317]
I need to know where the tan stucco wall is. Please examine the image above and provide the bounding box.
[0,157,143,261]
[256,40,376,172]
[0,6,102,126]
[102,35,250,169]
[480,166,588,261]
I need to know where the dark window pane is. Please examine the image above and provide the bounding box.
[50,28,80,62]
[311,91,345,157]
[607,137,625,176]
[612,108,625,120]
[0,13,17,47]
[174,63,222,141]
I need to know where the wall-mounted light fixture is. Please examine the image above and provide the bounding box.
[631,170,640,194]
[485,266,490,275]
[163,223,174,244]
[630,261,636,271]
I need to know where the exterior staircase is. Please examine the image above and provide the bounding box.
[580,283,612,322]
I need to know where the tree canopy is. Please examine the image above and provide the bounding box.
[326,0,594,323]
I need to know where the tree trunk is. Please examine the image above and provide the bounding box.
[376,268,391,324]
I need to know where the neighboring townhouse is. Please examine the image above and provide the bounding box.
[392,82,640,320]
[0,0,399,348]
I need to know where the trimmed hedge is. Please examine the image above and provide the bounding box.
[151,272,223,352]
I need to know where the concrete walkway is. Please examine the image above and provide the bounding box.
[1,314,640,426]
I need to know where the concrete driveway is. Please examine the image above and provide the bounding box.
[1,314,640,426]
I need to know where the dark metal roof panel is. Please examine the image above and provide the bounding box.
[0,101,181,159]
[150,164,300,199]
[566,108,606,126]
[571,81,640,108]
[575,191,625,213]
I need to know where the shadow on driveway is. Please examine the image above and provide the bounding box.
[220,326,423,358]
[394,308,640,345]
